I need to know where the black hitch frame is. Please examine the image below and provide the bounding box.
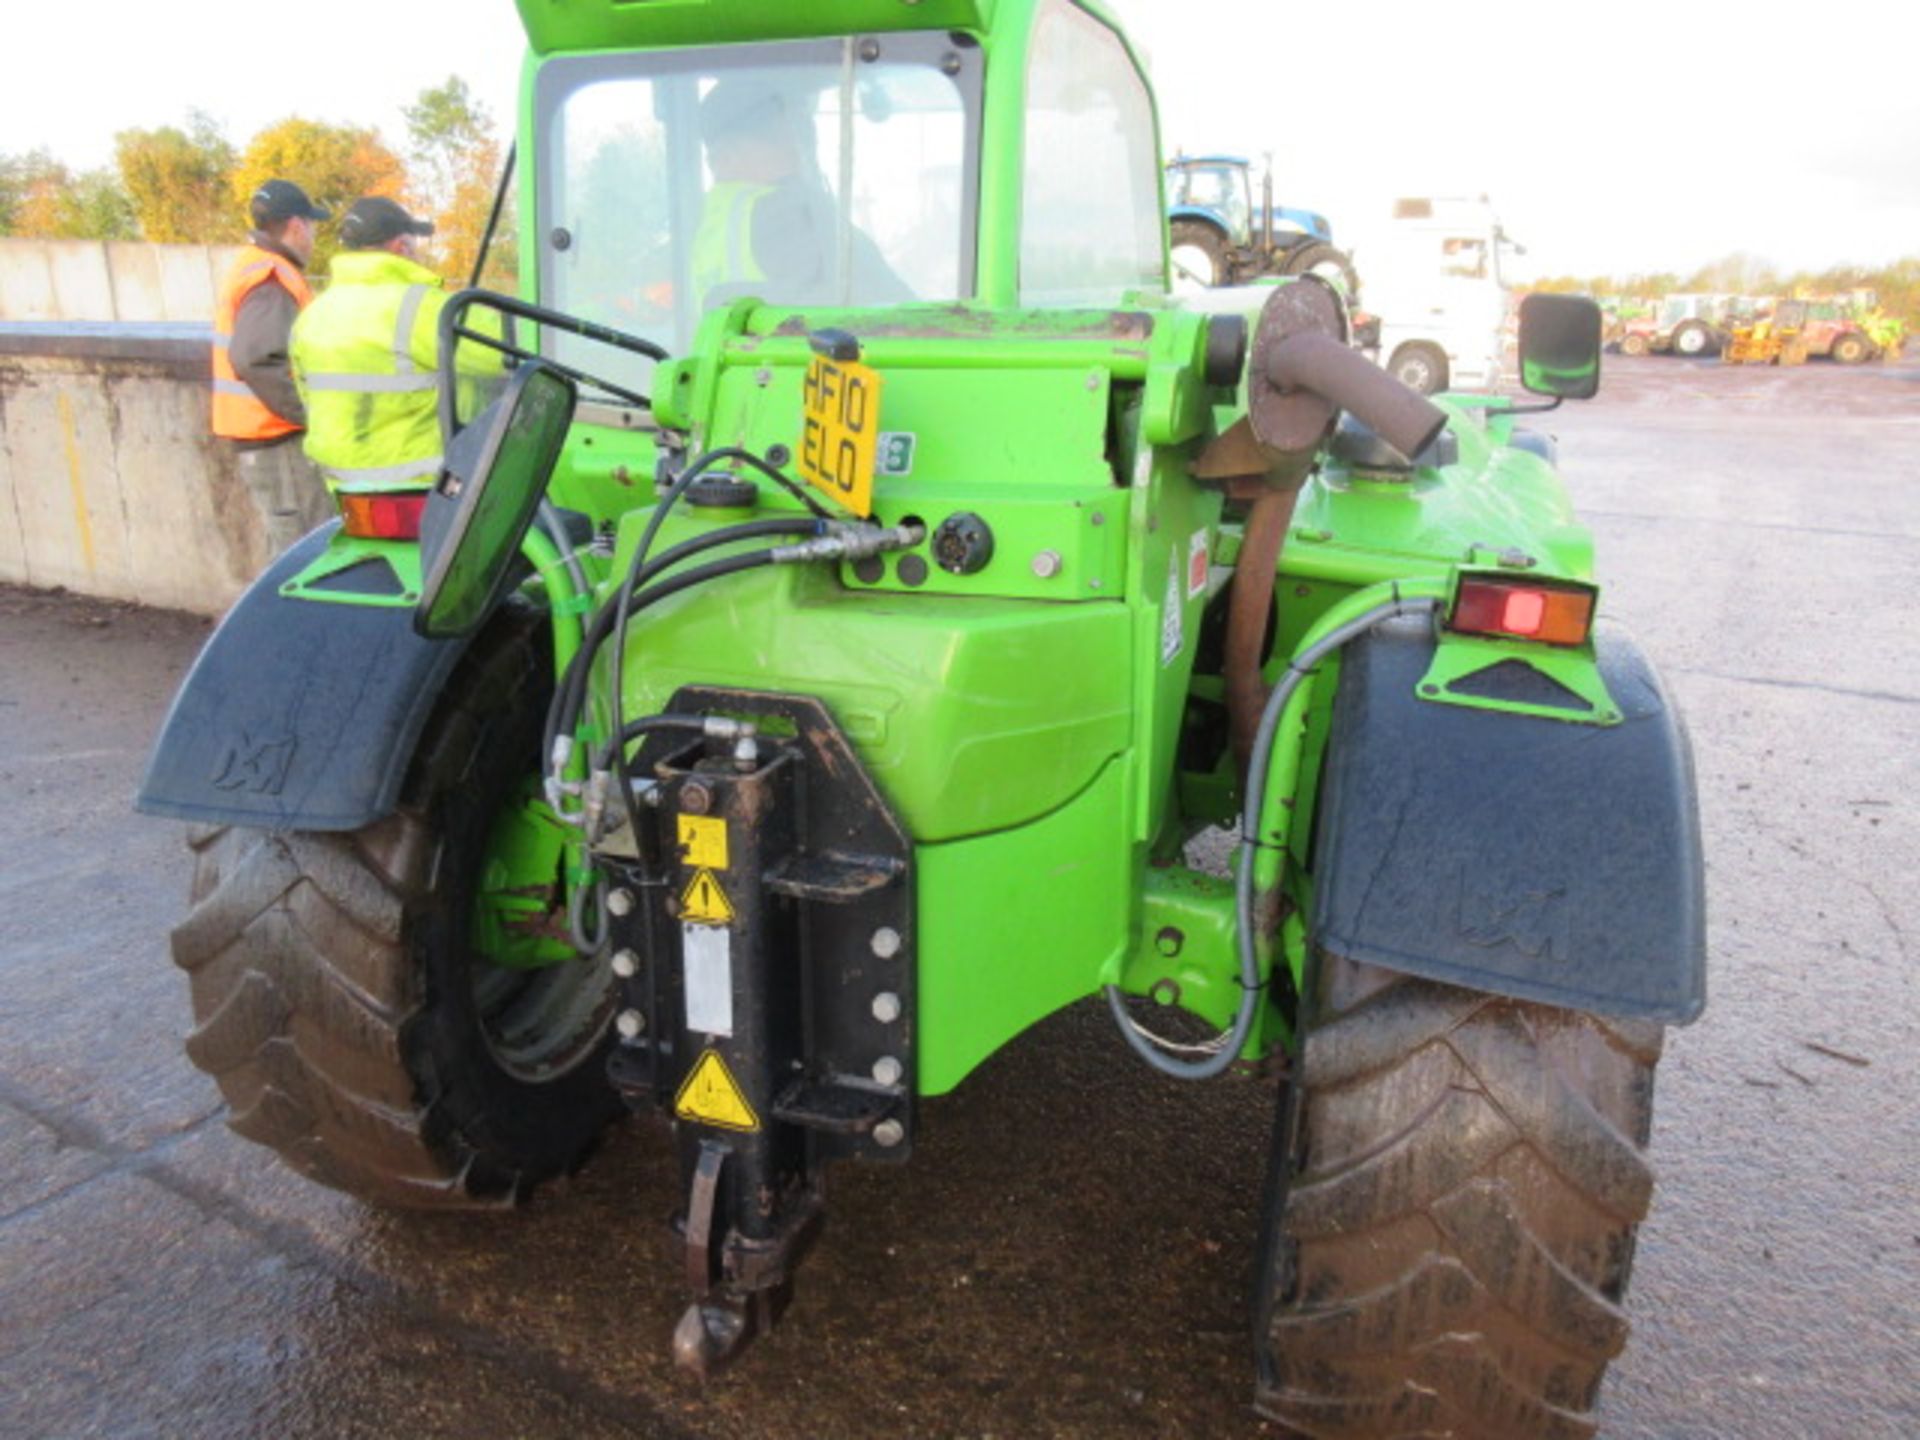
[600,689,914,1373]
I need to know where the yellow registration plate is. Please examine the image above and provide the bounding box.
[798,353,883,517]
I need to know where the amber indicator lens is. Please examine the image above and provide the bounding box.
[1450,577,1594,646]
[338,492,429,541]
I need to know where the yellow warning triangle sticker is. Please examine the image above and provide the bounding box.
[680,867,735,926]
[674,1049,759,1132]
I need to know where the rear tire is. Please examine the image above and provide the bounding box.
[1831,332,1873,365]
[1279,240,1361,306]
[1254,954,1662,1439]
[170,602,622,1207]
[1670,319,1716,358]
[1386,342,1449,395]
[1171,219,1228,290]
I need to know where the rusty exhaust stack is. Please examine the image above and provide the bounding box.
[1194,280,1448,773]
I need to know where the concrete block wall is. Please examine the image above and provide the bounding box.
[0,239,246,323]
[0,335,274,614]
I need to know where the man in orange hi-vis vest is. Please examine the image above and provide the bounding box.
[212,180,334,554]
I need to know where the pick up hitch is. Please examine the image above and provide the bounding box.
[599,690,914,1375]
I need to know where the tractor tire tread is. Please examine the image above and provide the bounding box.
[1257,959,1658,1439]
[173,824,479,1206]
[167,598,610,1211]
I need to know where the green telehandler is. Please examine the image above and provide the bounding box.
[139,2,1705,1433]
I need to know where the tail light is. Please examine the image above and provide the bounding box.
[337,491,428,541]
[1449,575,1595,647]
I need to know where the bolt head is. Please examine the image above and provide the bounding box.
[872,1055,903,1087]
[1031,549,1063,579]
[870,926,902,959]
[681,782,712,815]
[611,948,640,978]
[616,1008,646,1039]
[871,991,903,1024]
[606,888,636,917]
[873,1119,905,1148]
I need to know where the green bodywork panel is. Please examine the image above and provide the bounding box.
[473,782,578,968]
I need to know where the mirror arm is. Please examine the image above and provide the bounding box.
[1503,396,1563,415]
[467,144,516,290]
[437,289,670,442]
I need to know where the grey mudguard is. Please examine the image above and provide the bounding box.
[1309,616,1706,1023]
[135,525,471,832]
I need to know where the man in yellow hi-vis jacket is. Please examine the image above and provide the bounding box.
[291,196,501,495]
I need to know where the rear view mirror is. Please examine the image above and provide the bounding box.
[415,362,577,639]
[1518,294,1602,400]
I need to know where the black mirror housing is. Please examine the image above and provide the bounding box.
[415,361,577,639]
[1517,293,1603,400]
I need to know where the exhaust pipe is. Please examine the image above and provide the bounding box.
[1201,279,1449,773]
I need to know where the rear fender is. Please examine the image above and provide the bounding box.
[1307,617,1705,1023]
[135,525,472,832]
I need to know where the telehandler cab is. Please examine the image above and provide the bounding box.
[140,2,1704,1432]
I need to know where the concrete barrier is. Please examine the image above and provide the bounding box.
[0,239,246,323]
[0,324,277,614]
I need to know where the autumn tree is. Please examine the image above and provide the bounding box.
[0,150,136,240]
[403,76,509,284]
[231,118,408,268]
[114,113,235,242]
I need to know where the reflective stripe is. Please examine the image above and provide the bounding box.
[392,285,430,374]
[325,454,445,489]
[211,378,255,397]
[725,190,752,281]
[301,371,440,394]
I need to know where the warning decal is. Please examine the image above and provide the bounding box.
[677,814,729,870]
[674,1050,759,1132]
[1187,529,1210,599]
[1159,547,1184,666]
[680,868,735,926]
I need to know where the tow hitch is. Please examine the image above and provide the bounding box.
[600,690,914,1373]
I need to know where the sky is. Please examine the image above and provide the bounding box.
[6,0,1918,281]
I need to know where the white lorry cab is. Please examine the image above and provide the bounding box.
[1349,195,1520,396]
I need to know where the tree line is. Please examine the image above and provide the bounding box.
[0,77,508,284]
[1532,250,1920,326]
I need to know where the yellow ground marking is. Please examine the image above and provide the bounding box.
[56,392,97,573]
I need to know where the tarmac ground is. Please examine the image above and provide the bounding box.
[1,352,1916,1438]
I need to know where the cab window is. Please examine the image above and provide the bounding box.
[1019,0,1163,305]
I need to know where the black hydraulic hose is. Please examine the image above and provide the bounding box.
[541,516,821,776]
[537,522,821,791]
[606,447,832,838]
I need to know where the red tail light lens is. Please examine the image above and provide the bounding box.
[338,491,428,541]
[1450,576,1594,646]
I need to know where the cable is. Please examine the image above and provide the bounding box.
[1107,590,1441,1080]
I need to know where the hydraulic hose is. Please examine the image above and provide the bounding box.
[542,516,822,781]
[1107,584,1444,1080]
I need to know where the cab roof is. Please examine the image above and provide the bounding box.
[516,0,994,54]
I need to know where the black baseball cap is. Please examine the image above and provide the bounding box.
[340,196,436,249]
[250,179,330,227]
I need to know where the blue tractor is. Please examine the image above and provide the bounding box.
[1166,153,1359,298]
